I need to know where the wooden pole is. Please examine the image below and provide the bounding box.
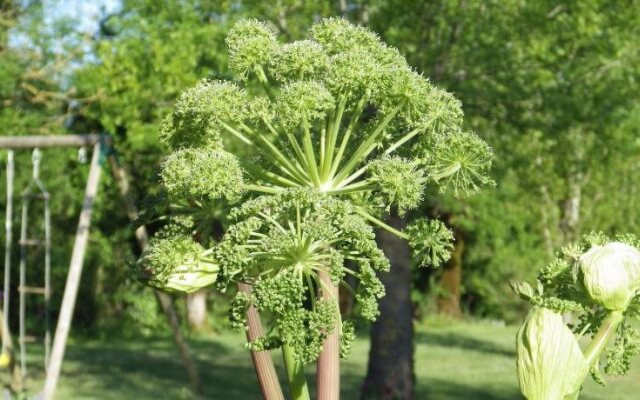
[237,282,284,400]
[2,150,13,357]
[0,135,111,149]
[0,309,22,392]
[106,154,203,395]
[43,143,102,400]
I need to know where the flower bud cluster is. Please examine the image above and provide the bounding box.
[513,233,640,397]
[160,148,245,202]
[405,219,455,267]
[136,234,218,293]
[368,156,425,216]
[226,19,278,79]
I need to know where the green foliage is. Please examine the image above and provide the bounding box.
[339,320,356,358]
[276,80,336,129]
[160,80,249,149]
[215,190,389,362]
[605,325,640,377]
[374,0,640,318]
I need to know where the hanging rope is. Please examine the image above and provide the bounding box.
[18,160,29,380]
[44,169,52,371]
[2,151,14,360]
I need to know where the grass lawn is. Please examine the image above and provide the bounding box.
[11,317,640,399]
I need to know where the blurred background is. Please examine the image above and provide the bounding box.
[1,0,639,398]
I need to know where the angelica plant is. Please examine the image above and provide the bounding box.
[137,17,493,400]
[512,232,640,400]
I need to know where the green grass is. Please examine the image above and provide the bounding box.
[10,318,640,399]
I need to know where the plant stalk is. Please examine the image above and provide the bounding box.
[329,94,368,179]
[317,270,340,400]
[237,283,285,400]
[583,310,624,367]
[282,344,311,400]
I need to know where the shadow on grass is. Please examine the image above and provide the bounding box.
[21,330,523,400]
[418,377,521,400]
[415,330,515,358]
[25,337,266,399]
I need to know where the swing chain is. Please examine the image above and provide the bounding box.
[32,149,41,182]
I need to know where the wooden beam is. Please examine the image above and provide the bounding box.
[43,143,102,400]
[0,135,111,149]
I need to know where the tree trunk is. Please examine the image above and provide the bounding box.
[437,229,463,317]
[361,215,414,400]
[186,289,209,333]
[560,173,583,243]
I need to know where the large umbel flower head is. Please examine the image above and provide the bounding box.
[220,189,387,362]
[512,232,640,399]
[141,18,494,365]
[160,17,493,205]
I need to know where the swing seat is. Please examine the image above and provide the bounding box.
[0,352,11,368]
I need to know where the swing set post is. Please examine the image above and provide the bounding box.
[42,142,102,400]
[1,134,202,399]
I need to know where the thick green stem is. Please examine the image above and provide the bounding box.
[282,344,311,400]
[316,269,340,400]
[254,132,310,184]
[257,118,310,181]
[335,165,367,189]
[220,121,254,145]
[284,131,310,173]
[583,310,624,367]
[237,283,285,400]
[235,120,309,184]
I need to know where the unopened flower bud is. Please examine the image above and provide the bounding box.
[137,236,219,294]
[577,242,640,311]
[516,307,588,400]
[163,259,219,294]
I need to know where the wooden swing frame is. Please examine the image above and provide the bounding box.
[0,134,201,399]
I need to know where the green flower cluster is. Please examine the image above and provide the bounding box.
[217,190,386,363]
[140,18,493,366]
